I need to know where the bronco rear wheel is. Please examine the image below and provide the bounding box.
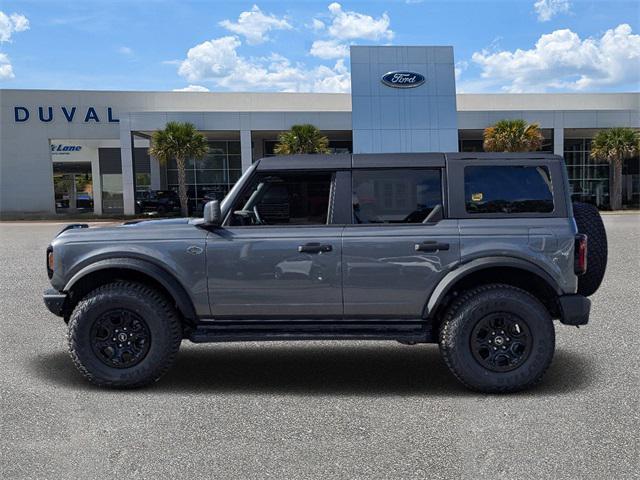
[439,284,555,393]
[68,281,182,388]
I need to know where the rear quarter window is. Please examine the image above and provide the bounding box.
[465,165,554,214]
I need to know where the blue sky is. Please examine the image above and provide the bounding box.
[0,0,638,93]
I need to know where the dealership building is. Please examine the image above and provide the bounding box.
[1,45,638,217]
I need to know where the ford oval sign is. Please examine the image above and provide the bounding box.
[381,71,425,88]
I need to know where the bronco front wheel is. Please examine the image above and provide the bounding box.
[67,281,182,388]
[439,284,555,393]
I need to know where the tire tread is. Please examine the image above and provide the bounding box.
[439,283,554,393]
[67,281,182,388]
[573,202,607,297]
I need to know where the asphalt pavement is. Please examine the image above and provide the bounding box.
[0,216,638,479]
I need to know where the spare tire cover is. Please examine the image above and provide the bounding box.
[572,202,608,296]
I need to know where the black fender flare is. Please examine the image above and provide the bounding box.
[425,256,563,318]
[64,257,197,321]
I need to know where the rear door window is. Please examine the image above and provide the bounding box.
[352,169,442,223]
[464,165,554,214]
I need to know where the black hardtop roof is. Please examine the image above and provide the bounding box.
[255,152,562,171]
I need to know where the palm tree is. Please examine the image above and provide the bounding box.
[149,121,209,216]
[590,127,640,210]
[274,124,330,155]
[483,119,544,152]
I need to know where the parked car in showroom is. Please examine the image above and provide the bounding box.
[43,153,607,392]
[135,190,180,215]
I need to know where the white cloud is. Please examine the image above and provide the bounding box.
[0,11,29,42]
[173,85,210,92]
[308,3,393,59]
[533,0,571,22]
[177,35,350,93]
[471,24,640,92]
[454,60,468,81]
[324,3,393,41]
[0,52,14,80]
[310,39,349,59]
[219,5,291,45]
[118,46,133,55]
[0,12,28,80]
[178,36,242,82]
[310,18,325,31]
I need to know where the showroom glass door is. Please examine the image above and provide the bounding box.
[52,162,94,213]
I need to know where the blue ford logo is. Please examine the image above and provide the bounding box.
[381,71,426,88]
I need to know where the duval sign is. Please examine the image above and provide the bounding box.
[14,106,119,123]
[381,71,426,88]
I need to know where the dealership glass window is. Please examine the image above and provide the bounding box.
[99,148,124,214]
[166,140,242,211]
[136,173,150,191]
[564,137,610,208]
[134,148,152,193]
[464,165,554,214]
[101,174,124,213]
[352,169,442,223]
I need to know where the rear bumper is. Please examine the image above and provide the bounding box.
[43,288,67,317]
[558,294,591,326]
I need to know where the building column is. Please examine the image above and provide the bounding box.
[91,150,103,215]
[120,117,136,215]
[150,155,161,190]
[554,127,564,157]
[240,129,253,172]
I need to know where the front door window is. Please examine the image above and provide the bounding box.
[228,172,333,226]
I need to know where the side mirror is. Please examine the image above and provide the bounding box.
[203,200,222,226]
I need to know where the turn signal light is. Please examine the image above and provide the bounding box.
[574,234,587,276]
[47,248,54,278]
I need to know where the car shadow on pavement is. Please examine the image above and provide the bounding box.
[31,343,594,396]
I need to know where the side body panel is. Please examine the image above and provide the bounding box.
[457,217,578,294]
[206,226,343,318]
[51,221,210,316]
[342,221,460,317]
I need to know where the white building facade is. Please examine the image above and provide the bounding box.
[1,46,638,216]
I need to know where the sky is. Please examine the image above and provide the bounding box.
[0,0,638,93]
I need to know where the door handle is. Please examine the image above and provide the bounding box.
[415,241,450,252]
[298,243,333,254]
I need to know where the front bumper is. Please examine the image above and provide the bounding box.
[43,288,68,317]
[558,294,591,326]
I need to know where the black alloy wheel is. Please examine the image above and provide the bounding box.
[470,312,533,372]
[90,309,151,369]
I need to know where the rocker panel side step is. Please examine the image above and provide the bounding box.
[189,320,433,343]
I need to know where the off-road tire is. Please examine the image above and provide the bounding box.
[572,201,607,296]
[67,281,182,388]
[439,284,555,393]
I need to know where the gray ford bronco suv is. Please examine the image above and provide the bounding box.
[44,153,607,392]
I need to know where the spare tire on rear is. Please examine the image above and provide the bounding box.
[572,202,607,296]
